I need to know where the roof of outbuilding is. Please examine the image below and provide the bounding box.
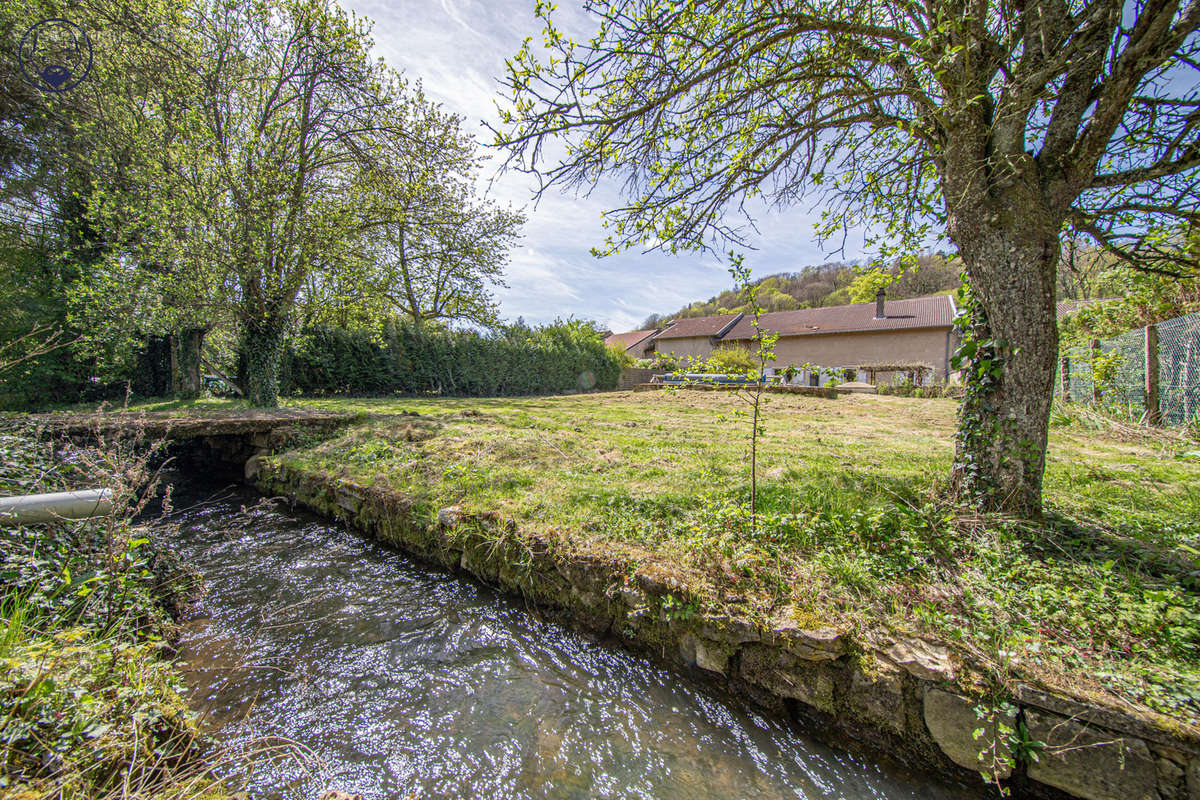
[604,329,658,351]
[722,295,956,339]
[651,313,744,340]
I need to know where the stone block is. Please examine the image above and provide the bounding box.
[846,659,907,736]
[1025,710,1158,800]
[437,505,463,527]
[770,625,846,661]
[923,689,1015,778]
[634,563,686,596]
[336,489,359,512]
[738,645,835,713]
[616,585,647,609]
[697,615,762,644]
[886,638,957,682]
[1157,755,1185,799]
[244,454,262,481]
[679,633,729,675]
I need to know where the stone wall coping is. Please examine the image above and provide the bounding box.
[1015,684,1200,754]
[37,409,356,440]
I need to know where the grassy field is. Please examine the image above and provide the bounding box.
[81,390,1200,727]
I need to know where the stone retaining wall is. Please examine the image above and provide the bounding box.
[256,461,1199,800]
[618,367,659,389]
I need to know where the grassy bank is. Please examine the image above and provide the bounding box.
[256,390,1200,731]
[0,421,219,800]
[39,390,1200,733]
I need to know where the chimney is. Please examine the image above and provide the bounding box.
[874,287,886,319]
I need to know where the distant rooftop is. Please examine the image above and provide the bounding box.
[651,313,743,340]
[722,295,956,339]
[604,329,658,352]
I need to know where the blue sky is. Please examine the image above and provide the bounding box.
[344,0,871,332]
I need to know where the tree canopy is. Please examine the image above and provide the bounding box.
[1,0,525,408]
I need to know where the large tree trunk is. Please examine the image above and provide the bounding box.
[240,315,287,408]
[170,327,206,401]
[949,205,1061,518]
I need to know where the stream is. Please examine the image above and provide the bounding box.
[165,479,975,799]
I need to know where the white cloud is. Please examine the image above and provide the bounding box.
[343,0,872,328]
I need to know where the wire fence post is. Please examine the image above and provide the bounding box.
[1090,339,1101,403]
[1059,354,1070,400]
[1187,337,1197,422]
[1145,324,1161,425]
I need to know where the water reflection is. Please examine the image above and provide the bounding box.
[168,483,971,800]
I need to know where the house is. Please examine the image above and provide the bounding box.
[611,290,959,384]
[643,313,743,361]
[722,291,959,383]
[604,328,658,358]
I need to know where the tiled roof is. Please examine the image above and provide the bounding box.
[604,329,658,351]
[722,295,956,339]
[652,313,743,340]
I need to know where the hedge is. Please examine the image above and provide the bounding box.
[280,319,622,397]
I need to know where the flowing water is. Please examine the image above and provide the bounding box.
[166,480,974,800]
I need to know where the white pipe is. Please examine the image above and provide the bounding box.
[0,489,114,525]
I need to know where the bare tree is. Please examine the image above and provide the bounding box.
[495,0,1200,515]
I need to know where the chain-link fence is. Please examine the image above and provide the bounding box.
[1058,310,1200,425]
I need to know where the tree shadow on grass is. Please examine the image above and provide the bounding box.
[1018,510,1199,591]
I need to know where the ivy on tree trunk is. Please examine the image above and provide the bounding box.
[947,192,1062,517]
[241,316,286,408]
[170,327,205,401]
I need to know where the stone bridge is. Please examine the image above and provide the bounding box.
[35,407,355,479]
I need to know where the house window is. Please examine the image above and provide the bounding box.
[808,372,820,387]
[843,368,855,382]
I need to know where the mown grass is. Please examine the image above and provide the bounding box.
[71,391,1200,729]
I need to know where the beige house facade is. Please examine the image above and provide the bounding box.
[612,292,959,384]
[765,328,956,382]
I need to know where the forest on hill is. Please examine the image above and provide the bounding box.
[640,253,960,328]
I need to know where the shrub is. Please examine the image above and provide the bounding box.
[635,352,680,371]
[877,382,960,398]
[704,344,758,375]
[0,421,211,798]
[281,319,623,397]
[608,344,635,367]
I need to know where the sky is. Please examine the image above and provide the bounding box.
[343,0,872,333]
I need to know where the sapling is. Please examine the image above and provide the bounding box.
[727,254,779,536]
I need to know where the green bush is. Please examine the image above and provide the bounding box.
[704,344,758,374]
[281,319,622,397]
[876,381,961,399]
[634,353,680,371]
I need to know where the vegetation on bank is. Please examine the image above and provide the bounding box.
[238,391,1200,729]
[0,422,213,799]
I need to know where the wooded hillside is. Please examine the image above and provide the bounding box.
[640,253,961,328]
